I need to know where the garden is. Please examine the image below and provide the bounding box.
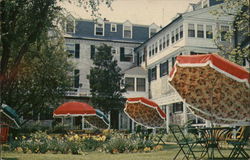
[2,124,250,160]
[1,124,195,160]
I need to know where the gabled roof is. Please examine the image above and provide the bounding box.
[123,66,147,76]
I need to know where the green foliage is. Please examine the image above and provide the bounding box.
[212,0,250,65]
[0,0,113,124]
[82,137,102,151]
[103,136,128,153]
[88,44,126,113]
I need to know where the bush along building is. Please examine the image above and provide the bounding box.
[63,16,160,129]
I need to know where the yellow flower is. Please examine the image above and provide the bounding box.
[143,147,151,152]
[15,137,18,140]
[22,136,26,139]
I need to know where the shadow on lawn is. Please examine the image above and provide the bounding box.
[3,158,18,160]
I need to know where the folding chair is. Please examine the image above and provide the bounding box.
[155,128,166,145]
[227,126,250,160]
[169,124,205,160]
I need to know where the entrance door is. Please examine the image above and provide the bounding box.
[110,110,119,129]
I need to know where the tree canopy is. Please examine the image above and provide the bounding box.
[212,0,249,65]
[0,0,113,123]
[88,44,126,113]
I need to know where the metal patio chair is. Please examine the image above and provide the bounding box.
[169,124,205,160]
[226,126,250,160]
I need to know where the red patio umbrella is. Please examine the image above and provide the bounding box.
[53,101,109,129]
[169,54,250,124]
[124,97,166,128]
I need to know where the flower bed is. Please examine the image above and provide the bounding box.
[10,130,165,155]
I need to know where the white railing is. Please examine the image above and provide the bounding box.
[66,88,91,97]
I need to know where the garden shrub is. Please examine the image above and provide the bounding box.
[82,137,101,152]
[103,136,128,153]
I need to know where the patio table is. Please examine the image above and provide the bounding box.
[198,127,233,160]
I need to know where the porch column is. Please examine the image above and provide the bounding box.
[108,111,111,129]
[183,102,188,124]
[70,117,74,129]
[62,117,64,126]
[81,116,84,130]
[132,120,135,133]
[118,111,121,130]
[166,105,170,133]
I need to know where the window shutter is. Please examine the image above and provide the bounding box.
[120,47,125,61]
[148,69,151,82]
[90,45,95,59]
[160,63,162,77]
[75,44,80,58]
[74,69,80,88]
[166,60,169,75]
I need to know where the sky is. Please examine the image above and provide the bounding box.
[60,0,200,26]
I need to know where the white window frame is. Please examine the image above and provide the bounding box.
[94,22,105,36]
[123,24,132,39]
[205,24,213,39]
[111,47,117,54]
[149,28,157,38]
[110,23,117,32]
[65,19,75,34]
[188,23,196,38]
[197,24,204,38]
[220,24,230,42]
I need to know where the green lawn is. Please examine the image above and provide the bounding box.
[2,144,250,160]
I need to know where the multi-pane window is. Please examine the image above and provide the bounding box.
[150,28,157,38]
[123,25,132,38]
[173,102,183,113]
[197,24,204,38]
[136,78,146,92]
[160,60,169,77]
[155,42,158,53]
[95,23,104,36]
[66,43,80,58]
[74,69,80,88]
[175,28,179,41]
[66,19,74,33]
[166,34,170,47]
[111,23,117,32]
[163,36,166,48]
[151,66,157,80]
[171,31,175,43]
[159,39,162,51]
[180,25,183,39]
[188,24,195,37]
[125,77,135,91]
[206,25,213,39]
[120,47,133,62]
[220,25,229,41]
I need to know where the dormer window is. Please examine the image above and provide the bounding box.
[202,0,209,8]
[111,23,117,32]
[149,23,160,38]
[95,22,104,36]
[123,24,132,38]
[66,19,75,33]
[150,28,157,38]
